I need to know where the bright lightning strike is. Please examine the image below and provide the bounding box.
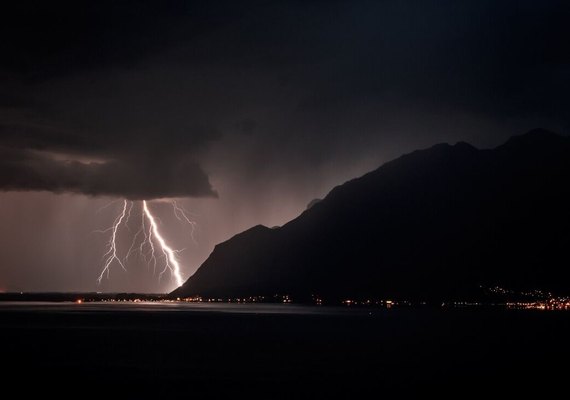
[143,200,184,287]
[96,199,195,288]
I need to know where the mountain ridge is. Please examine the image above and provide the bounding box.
[173,129,570,300]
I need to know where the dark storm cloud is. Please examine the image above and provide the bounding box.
[0,114,218,198]
[0,121,99,154]
[0,146,215,199]
[0,1,249,80]
[0,0,569,200]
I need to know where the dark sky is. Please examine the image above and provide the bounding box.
[1,0,568,292]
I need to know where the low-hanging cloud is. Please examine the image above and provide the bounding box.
[0,145,216,200]
[0,117,217,199]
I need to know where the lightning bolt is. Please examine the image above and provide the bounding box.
[124,201,134,230]
[139,207,158,272]
[97,199,192,289]
[171,200,198,244]
[142,200,184,287]
[97,200,128,283]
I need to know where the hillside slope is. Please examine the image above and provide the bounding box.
[173,129,570,300]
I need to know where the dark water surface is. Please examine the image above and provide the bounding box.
[1,302,568,397]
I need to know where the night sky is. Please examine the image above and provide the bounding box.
[1,0,568,292]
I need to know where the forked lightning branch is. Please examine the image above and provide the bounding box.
[96,199,196,287]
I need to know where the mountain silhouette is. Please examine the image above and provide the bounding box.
[173,129,570,301]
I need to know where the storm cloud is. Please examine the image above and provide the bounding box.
[0,146,215,199]
[0,108,218,198]
[1,0,569,201]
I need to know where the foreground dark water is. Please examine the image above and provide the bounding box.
[1,303,568,397]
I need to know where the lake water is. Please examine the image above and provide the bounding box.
[0,301,371,314]
[1,302,568,396]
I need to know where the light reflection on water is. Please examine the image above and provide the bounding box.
[0,301,374,316]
